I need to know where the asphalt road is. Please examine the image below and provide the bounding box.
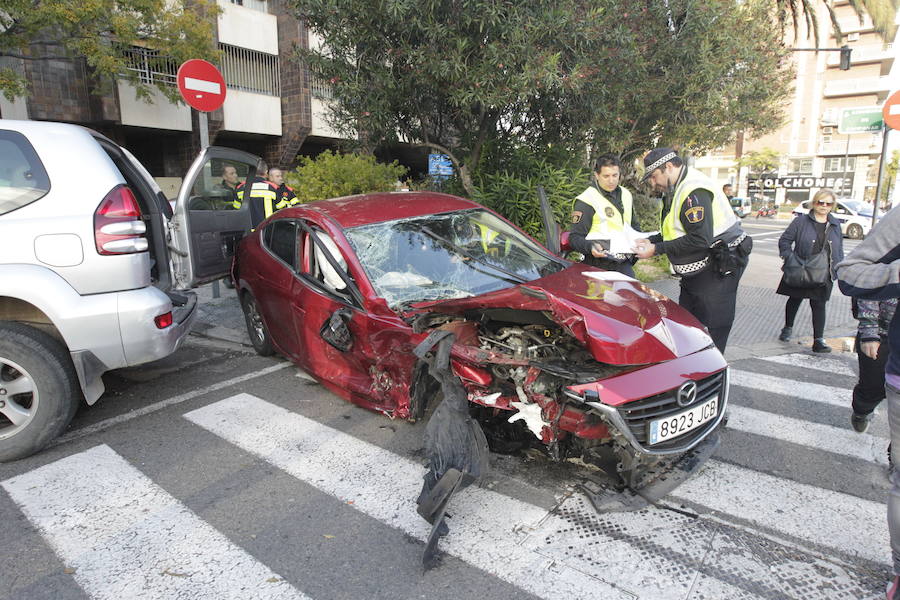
[0,316,890,600]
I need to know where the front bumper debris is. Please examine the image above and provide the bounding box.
[577,431,720,512]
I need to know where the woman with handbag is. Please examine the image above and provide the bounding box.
[776,188,845,352]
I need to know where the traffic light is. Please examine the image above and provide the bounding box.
[839,45,852,70]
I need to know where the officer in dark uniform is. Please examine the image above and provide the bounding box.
[634,148,751,352]
[568,155,641,276]
[269,168,298,207]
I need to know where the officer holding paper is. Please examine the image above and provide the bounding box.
[568,154,642,276]
[634,147,751,352]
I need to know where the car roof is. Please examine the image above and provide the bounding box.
[281,191,482,228]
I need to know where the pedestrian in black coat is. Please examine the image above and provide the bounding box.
[776,188,845,352]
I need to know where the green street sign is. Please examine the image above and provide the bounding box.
[838,106,884,134]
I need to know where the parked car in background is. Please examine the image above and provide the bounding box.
[791,198,878,239]
[729,197,752,218]
[0,120,259,461]
[230,191,729,501]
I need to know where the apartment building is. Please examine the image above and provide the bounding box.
[0,0,347,190]
[695,0,899,207]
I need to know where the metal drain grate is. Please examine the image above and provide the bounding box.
[525,494,885,599]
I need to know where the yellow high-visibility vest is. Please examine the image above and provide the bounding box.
[575,185,634,237]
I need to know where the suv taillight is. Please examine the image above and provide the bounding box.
[94,185,148,255]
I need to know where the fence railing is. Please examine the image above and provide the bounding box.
[220,44,280,96]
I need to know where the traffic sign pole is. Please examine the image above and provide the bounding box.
[198,112,209,150]
[176,58,225,294]
[872,126,889,230]
[873,90,900,228]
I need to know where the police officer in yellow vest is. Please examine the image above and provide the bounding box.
[634,148,751,352]
[569,155,641,277]
[232,163,288,228]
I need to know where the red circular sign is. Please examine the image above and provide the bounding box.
[884,90,900,131]
[177,59,226,112]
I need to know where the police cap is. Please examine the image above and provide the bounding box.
[640,147,679,183]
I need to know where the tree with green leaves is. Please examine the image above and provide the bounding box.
[881,149,900,206]
[293,0,793,195]
[775,0,899,46]
[0,0,219,101]
[737,148,782,174]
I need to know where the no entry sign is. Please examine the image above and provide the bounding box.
[177,59,226,112]
[884,90,900,131]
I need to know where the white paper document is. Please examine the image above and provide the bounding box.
[586,225,657,255]
[585,270,637,282]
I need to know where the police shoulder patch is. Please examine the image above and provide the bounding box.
[571,211,583,224]
[685,206,705,224]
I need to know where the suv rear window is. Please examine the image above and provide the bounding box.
[0,130,50,216]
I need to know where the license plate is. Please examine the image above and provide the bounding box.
[648,396,718,445]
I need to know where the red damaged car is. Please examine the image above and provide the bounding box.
[171,149,726,507]
[222,189,728,505]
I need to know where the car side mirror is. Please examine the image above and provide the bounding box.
[320,307,353,352]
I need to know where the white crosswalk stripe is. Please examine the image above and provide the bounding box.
[1,352,889,599]
[672,459,887,565]
[185,393,890,571]
[759,353,857,377]
[1,445,310,600]
[731,369,853,407]
[727,404,888,465]
[184,393,632,599]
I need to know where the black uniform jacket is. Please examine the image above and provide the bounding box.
[648,168,715,261]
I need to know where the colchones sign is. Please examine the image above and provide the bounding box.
[748,175,850,190]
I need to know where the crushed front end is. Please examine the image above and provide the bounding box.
[410,303,728,509]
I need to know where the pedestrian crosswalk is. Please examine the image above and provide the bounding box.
[750,232,863,255]
[0,352,891,600]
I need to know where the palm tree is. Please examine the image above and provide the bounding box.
[776,0,899,45]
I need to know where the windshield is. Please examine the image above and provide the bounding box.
[843,200,871,216]
[344,208,567,308]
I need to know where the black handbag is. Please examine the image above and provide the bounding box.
[781,226,831,288]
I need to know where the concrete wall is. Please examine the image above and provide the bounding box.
[117,82,192,132]
[217,0,279,55]
[222,90,282,135]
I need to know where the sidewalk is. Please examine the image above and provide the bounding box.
[192,275,857,363]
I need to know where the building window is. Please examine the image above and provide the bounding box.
[788,158,813,174]
[824,157,856,173]
[220,44,280,96]
[120,46,178,86]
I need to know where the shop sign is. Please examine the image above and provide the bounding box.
[748,175,851,190]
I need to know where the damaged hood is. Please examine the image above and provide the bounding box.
[410,265,714,365]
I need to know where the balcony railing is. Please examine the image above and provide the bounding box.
[220,44,280,96]
[310,77,334,100]
[823,76,893,97]
[818,139,882,155]
[120,46,178,87]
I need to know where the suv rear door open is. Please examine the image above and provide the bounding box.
[170,147,261,289]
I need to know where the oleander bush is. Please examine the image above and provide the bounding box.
[285,151,408,203]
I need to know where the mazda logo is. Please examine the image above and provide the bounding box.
[676,381,698,407]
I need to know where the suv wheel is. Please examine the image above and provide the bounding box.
[240,292,274,356]
[0,323,80,462]
[847,223,864,240]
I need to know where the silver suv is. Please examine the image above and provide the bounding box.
[0,120,260,461]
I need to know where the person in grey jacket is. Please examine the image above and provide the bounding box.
[836,204,900,599]
[777,189,844,352]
